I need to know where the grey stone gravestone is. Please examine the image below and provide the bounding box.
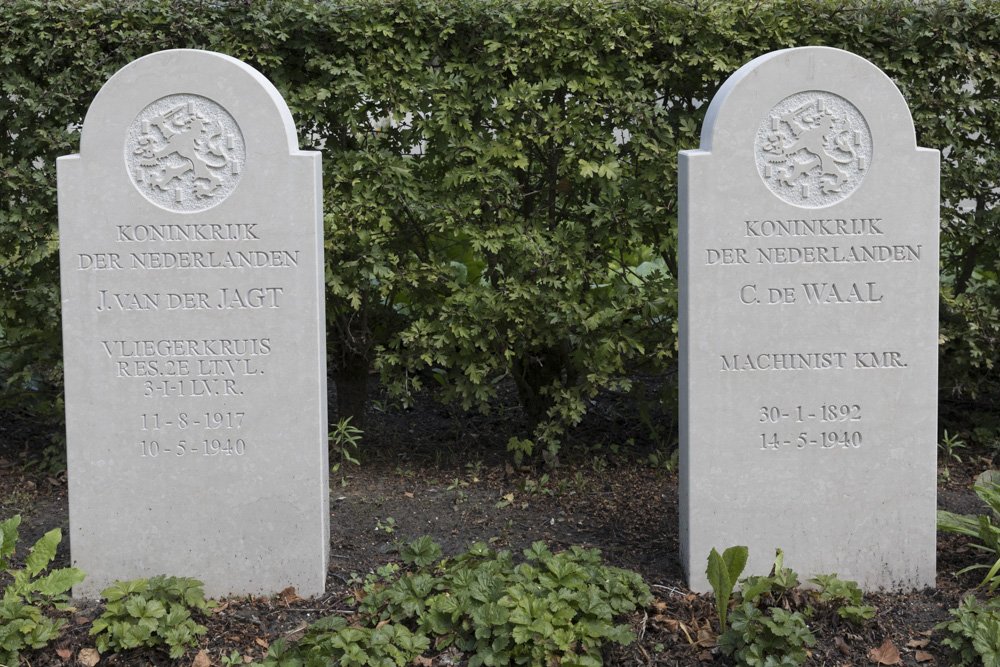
[679,47,938,592]
[58,49,328,598]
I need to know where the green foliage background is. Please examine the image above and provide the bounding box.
[3,0,1000,447]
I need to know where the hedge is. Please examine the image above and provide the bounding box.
[3,0,1000,453]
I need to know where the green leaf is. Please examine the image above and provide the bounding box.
[724,547,749,586]
[102,578,149,602]
[739,576,773,604]
[0,515,21,563]
[707,546,747,631]
[25,529,60,578]
[32,568,86,597]
[401,536,443,567]
[523,542,552,562]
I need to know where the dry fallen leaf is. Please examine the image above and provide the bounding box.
[696,627,717,648]
[661,618,694,643]
[412,657,433,667]
[56,648,73,660]
[255,638,269,649]
[834,636,850,655]
[78,648,100,667]
[679,623,695,644]
[285,621,308,643]
[191,649,212,667]
[404,492,414,498]
[278,586,302,605]
[869,637,902,665]
[907,638,930,649]
[915,650,934,663]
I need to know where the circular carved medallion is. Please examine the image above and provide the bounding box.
[755,91,872,208]
[125,94,245,212]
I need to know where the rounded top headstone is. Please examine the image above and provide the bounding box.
[678,45,938,594]
[696,46,916,210]
[59,48,327,599]
[77,49,300,214]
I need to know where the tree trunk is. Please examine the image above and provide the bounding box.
[334,349,370,432]
[512,342,575,429]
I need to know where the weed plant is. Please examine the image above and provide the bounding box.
[256,536,651,666]
[935,595,1000,667]
[938,469,1000,591]
[329,417,363,487]
[0,515,85,665]
[707,547,873,667]
[90,575,215,658]
[938,431,967,483]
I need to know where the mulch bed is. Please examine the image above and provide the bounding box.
[0,386,993,666]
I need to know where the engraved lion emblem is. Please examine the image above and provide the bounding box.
[755,92,871,207]
[128,97,243,210]
[761,101,857,194]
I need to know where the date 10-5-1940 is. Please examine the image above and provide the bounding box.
[138,438,246,457]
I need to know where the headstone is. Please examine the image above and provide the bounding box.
[679,47,938,592]
[58,49,328,598]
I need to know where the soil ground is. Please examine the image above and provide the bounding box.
[0,381,993,666]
